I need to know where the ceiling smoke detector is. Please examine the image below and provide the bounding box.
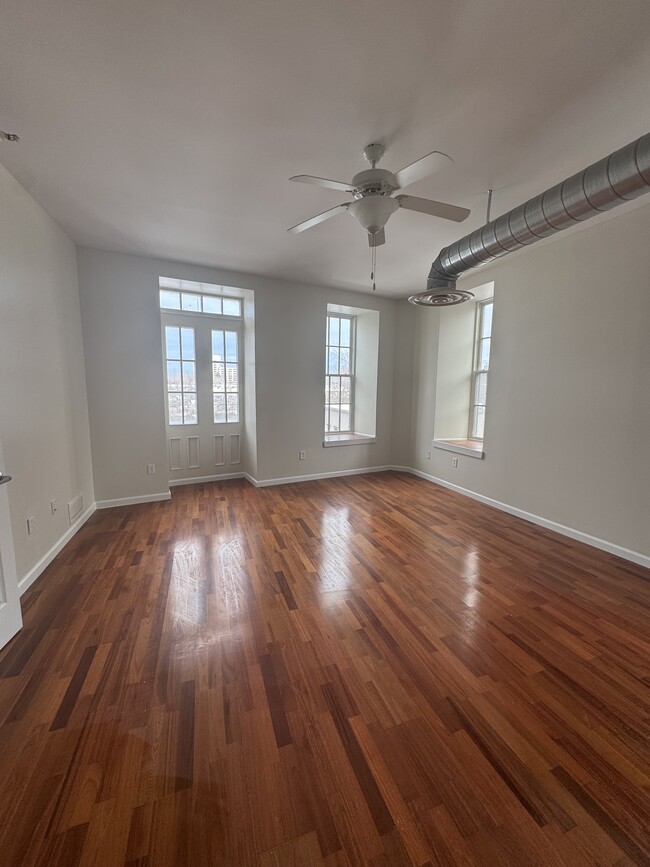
[408,289,475,306]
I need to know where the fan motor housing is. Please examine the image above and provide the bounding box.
[351,168,397,199]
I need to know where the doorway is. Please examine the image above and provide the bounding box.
[0,441,22,650]
[160,283,245,483]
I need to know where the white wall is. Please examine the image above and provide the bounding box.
[0,163,94,580]
[76,248,400,498]
[433,299,475,441]
[353,308,380,438]
[77,249,169,502]
[252,281,395,481]
[390,303,417,467]
[242,294,258,479]
[407,202,650,559]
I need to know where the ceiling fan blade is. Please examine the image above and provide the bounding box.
[287,203,350,234]
[289,175,352,193]
[368,228,385,247]
[393,151,453,190]
[396,194,470,222]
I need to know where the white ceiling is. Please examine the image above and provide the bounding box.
[1,0,649,297]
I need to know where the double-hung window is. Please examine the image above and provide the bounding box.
[325,314,354,433]
[469,299,493,440]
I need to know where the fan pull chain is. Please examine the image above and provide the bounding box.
[371,242,377,291]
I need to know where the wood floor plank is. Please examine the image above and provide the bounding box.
[0,471,648,865]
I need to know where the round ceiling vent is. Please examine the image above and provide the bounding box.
[408,289,475,306]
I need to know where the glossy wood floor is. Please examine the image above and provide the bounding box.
[0,472,649,867]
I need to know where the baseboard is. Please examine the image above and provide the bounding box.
[18,503,97,597]
[95,491,172,509]
[169,473,244,487]
[391,466,650,569]
[89,468,649,569]
[244,465,392,488]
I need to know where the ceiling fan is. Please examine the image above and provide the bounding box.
[287,143,471,247]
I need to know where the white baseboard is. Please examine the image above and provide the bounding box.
[18,503,97,597]
[169,473,244,487]
[244,465,392,488]
[391,466,650,569]
[95,491,171,509]
[90,467,649,569]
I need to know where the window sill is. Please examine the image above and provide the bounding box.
[323,433,377,448]
[433,439,484,459]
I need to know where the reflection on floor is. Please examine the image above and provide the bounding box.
[0,471,648,865]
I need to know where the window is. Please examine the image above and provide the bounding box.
[212,329,240,423]
[164,326,197,425]
[159,287,242,318]
[469,299,493,440]
[325,314,354,433]
[323,303,379,446]
[432,282,493,458]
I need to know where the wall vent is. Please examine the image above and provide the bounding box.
[68,494,84,523]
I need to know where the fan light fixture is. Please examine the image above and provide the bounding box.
[347,196,399,235]
[287,142,471,249]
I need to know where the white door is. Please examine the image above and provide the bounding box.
[161,311,244,482]
[0,441,22,650]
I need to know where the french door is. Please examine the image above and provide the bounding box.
[161,312,244,482]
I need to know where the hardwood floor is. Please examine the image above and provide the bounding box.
[0,471,649,866]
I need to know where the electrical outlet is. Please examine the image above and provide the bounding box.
[452,457,459,468]
[299,450,306,461]
[50,499,57,514]
[426,450,431,460]
[147,464,155,475]
[27,516,35,535]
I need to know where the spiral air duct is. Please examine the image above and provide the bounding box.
[410,133,650,305]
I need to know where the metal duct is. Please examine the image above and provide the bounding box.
[410,133,650,306]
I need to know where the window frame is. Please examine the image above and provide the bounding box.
[325,313,356,435]
[468,298,493,441]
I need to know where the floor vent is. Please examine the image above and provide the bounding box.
[68,494,84,523]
